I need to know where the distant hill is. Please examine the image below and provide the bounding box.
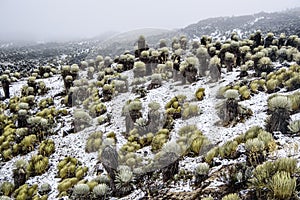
[180,7,300,40]
[91,28,174,58]
[95,8,300,56]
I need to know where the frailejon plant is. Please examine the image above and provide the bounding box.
[221,193,241,200]
[195,88,205,101]
[115,165,134,197]
[71,183,90,200]
[249,157,297,199]
[245,138,266,166]
[85,131,103,153]
[99,145,119,191]
[266,95,292,134]
[194,162,210,186]
[219,89,239,125]
[269,171,296,200]
[0,181,14,197]
[0,75,10,99]
[27,154,49,177]
[224,52,235,72]
[209,56,221,82]
[196,46,209,76]
[92,183,109,199]
[12,183,39,200]
[38,139,55,157]
[288,120,300,135]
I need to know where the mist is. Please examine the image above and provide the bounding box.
[0,0,300,42]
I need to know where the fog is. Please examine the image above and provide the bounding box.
[0,0,299,41]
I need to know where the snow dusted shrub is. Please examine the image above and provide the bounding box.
[92,183,109,199]
[0,75,10,99]
[57,157,78,179]
[39,183,51,196]
[209,55,221,82]
[133,61,146,78]
[13,184,38,200]
[221,193,241,200]
[266,95,291,134]
[293,52,300,65]
[218,140,238,159]
[239,65,248,78]
[181,56,199,83]
[245,138,266,166]
[112,79,128,93]
[288,120,300,135]
[257,56,273,76]
[38,139,55,156]
[85,131,103,153]
[20,134,37,153]
[71,183,90,200]
[151,129,170,151]
[0,182,14,197]
[176,125,208,156]
[156,150,180,182]
[194,162,210,186]
[182,103,201,120]
[89,102,107,117]
[195,87,205,101]
[27,154,49,177]
[249,157,297,199]
[115,165,134,197]
[225,52,235,72]
[218,89,239,125]
[73,109,92,131]
[238,85,251,100]
[266,78,279,93]
[165,95,186,120]
[196,46,209,76]
[102,84,114,102]
[269,171,296,200]
[284,73,300,91]
[148,73,162,89]
[13,159,28,188]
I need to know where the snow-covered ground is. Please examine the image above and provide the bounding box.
[1,63,300,199]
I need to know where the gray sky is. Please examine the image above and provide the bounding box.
[0,0,299,41]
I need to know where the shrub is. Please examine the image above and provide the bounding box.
[92,183,109,198]
[27,154,49,176]
[72,184,90,199]
[249,157,297,198]
[38,139,55,156]
[221,193,240,200]
[85,131,103,153]
[288,120,300,135]
[195,88,205,101]
[182,103,200,119]
[133,61,146,78]
[115,165,134,197]
[269,171,296,199]
[0,182,14,197]
[266,95,291,134]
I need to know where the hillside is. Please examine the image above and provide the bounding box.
[0,9,300,200]
[181,8,300,39]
